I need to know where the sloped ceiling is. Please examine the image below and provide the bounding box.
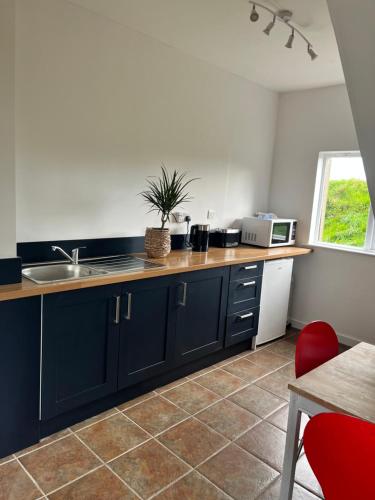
[327,0,375,209]
[68,0,344,91]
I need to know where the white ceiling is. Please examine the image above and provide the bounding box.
[68,0,345,92]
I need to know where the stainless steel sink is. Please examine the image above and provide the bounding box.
[22,264,106,284]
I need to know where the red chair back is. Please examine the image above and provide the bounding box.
[304,413,375,500]
[295,321,338,378]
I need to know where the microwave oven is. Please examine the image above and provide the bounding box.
[241,217,297,247]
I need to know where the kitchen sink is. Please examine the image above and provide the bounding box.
[22,255,166,284]
[22,264,105,284]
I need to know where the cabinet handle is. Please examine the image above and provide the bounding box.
[114,296,121,324]
[125,292,132,320]
[237,312,254,320]
[242,265,257,270]
[178,282,187,307]
[241,281,256,287]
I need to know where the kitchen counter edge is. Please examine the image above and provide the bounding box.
[0,246,312,302]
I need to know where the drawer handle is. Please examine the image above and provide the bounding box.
[178,282,187,307]
[242,265,257,270]
[237,312,254,320]
[114,296,121,324]
[241,281,256,287]
[125,292,132,320]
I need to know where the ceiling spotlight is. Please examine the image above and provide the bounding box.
[285,28,295,48]
[250,4,259,22]
[263,16,276,36]
[308,44,318,60]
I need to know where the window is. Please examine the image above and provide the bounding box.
[310,151,375,253]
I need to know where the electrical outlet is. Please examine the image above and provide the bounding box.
[172,212,186,223]
[207,209,216,220]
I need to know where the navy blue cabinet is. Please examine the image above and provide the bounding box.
[42,285,121,420]
[118,276,175,389]
[174,267,230,364]
[0,297,40,458]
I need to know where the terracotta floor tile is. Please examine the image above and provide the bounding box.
[223,358,272,382]
[48,466,137,499]
[15,429,71,458]
[199,444,279,500]
[117,391,157,411]
[20,435,100,494]
[0,460,41,500]
[70,408,118,432]
[255,371,291,401]
[295,455,324,498]
[76,413,149,461]
[257,477,320,500]
[275,362,296,380]
[155,471,228,500]
[245,350,290,370]
[0,454,15,465]
[158,418,228,466]
[266,405,309,437]
[228,385,286,419]
[236,421,286,471]
[195,369,247,397]
[187,366,215,379]
[109,440,190,498]
[124,396,188,436]
[196,399,261,440]
[162,381,220,414]
[265,341,296,359]
[155,377,189,394]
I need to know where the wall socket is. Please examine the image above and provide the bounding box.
[172,212,188,223]
[207,209,216,220]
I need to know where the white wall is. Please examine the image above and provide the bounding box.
[327,0,375,211]
[0,0,16,257]
[269,85,375,345]
[15,0,278,242]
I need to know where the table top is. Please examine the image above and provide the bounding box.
[289,342,375,423]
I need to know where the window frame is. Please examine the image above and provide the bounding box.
[309,151,375,254]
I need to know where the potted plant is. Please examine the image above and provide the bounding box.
[140,165,197,258]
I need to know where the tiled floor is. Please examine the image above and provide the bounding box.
[0,329,332,500]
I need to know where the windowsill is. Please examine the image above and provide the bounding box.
[307,242,375,257]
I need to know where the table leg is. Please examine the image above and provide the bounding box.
[280,392,302,500]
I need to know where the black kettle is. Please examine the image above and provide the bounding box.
[190,224,210,252]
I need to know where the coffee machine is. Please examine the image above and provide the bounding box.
[190,224,210,252]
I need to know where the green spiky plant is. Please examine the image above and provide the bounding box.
[140,165,198,229]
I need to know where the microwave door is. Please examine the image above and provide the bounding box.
[271,222,291,245]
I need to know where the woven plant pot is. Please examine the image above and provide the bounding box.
[144,227,171,258]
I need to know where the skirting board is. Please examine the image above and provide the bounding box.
[290,318,359,347]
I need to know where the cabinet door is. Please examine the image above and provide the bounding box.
[0,297,40,458]
[42,285,121,420]
[118,276,175,389]
[174,267,229,364]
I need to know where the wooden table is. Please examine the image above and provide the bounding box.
[280,342,375,499]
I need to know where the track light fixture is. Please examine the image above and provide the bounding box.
[249,1,318,61]
[263,16,276,36]
[285,28,295,49]
[250,4,259,22]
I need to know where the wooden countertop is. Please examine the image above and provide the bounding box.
[0,245,311,302]
[289,342,375,423]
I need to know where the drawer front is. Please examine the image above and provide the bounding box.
[230,261,264,281]
[228,276,262,314]
[225,307,259,347]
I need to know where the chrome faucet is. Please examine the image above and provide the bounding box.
[51,246,86,265]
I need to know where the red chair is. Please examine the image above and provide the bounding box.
[295,321,339,378]
[304,413,375,500]
[295,321,339,456]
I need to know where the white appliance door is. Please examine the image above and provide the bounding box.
[257,258,294,346]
